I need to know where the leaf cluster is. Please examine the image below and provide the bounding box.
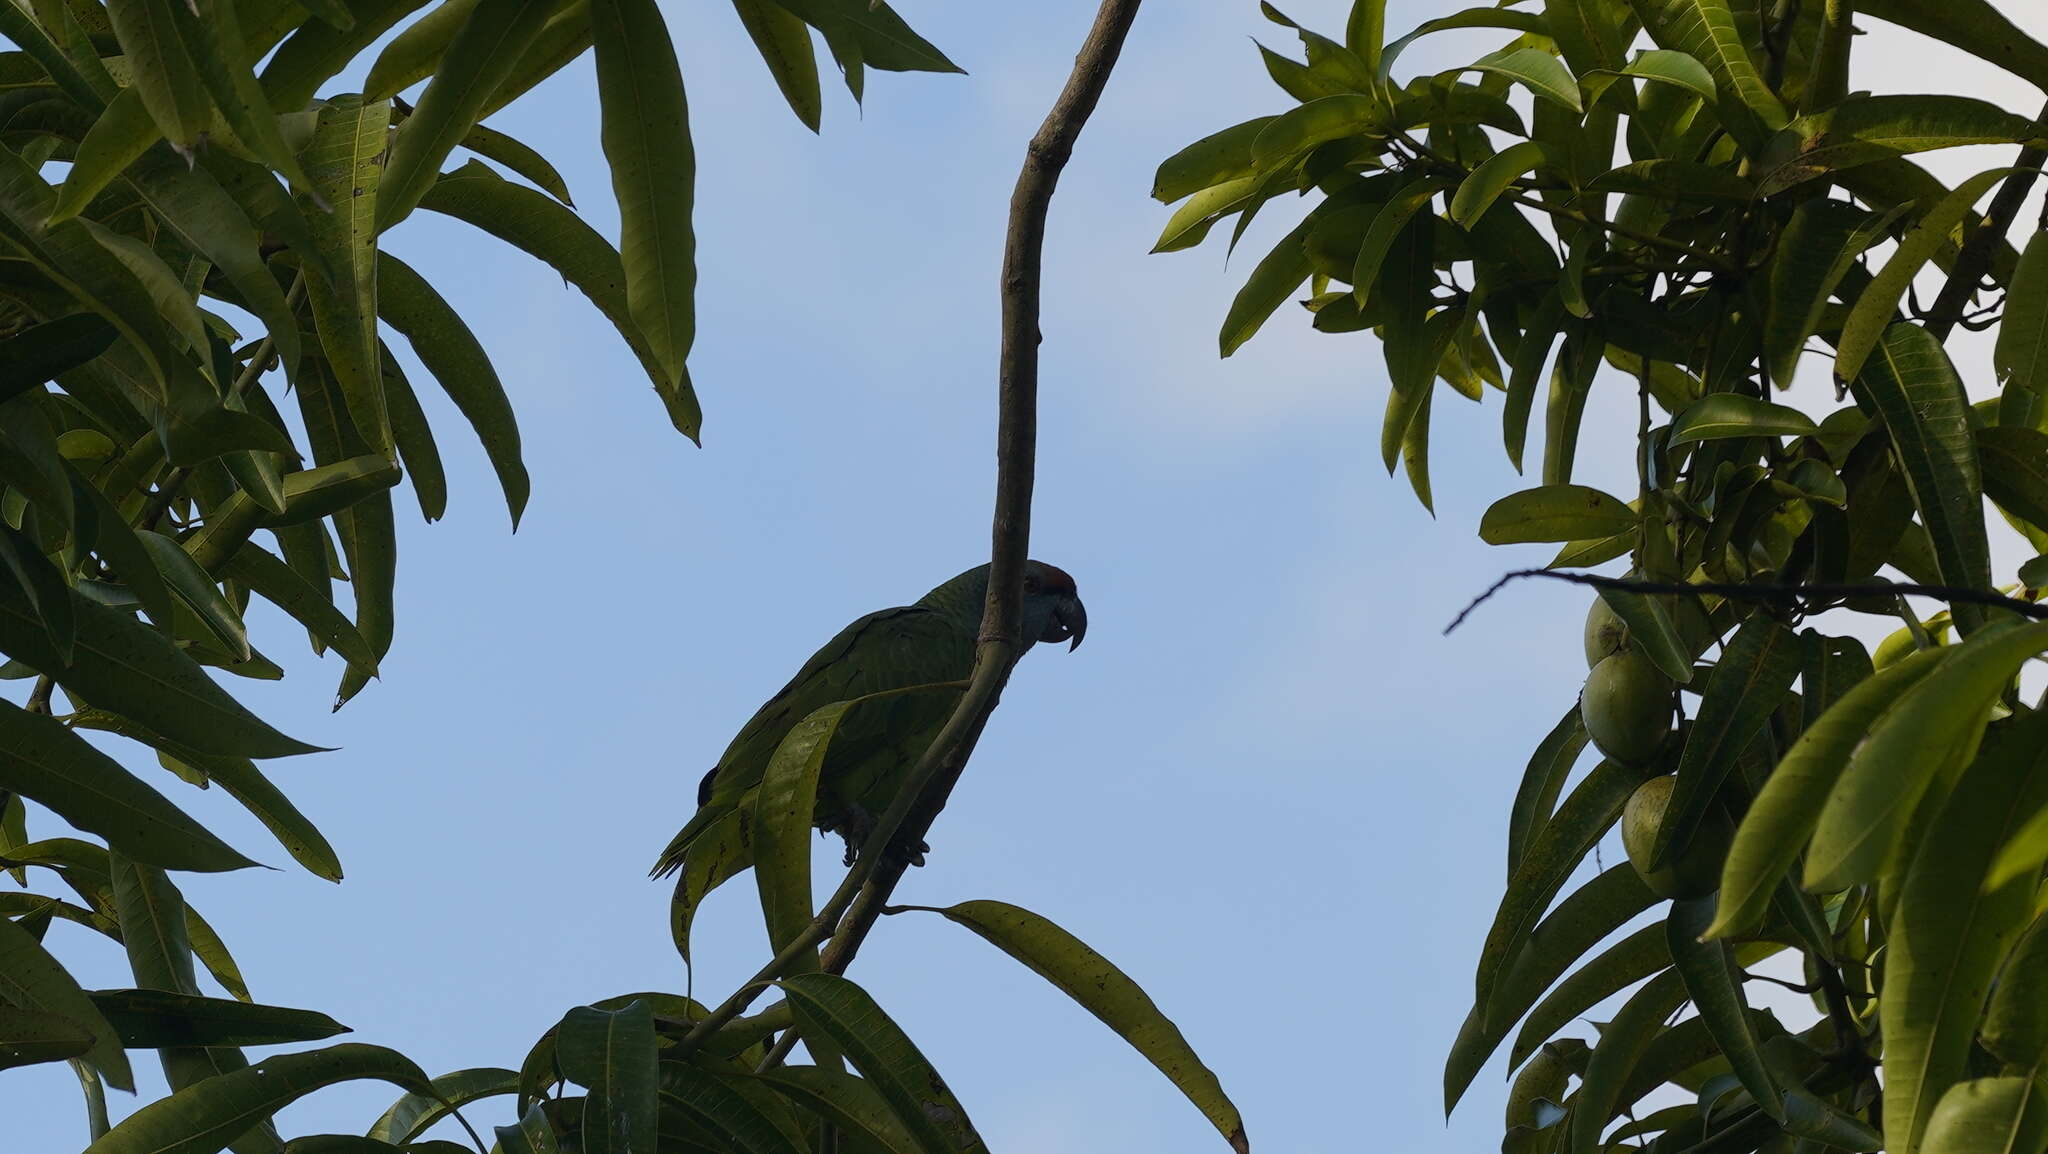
[1159,1,2048,1152]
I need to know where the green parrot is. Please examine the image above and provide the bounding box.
[650,560,1087,884]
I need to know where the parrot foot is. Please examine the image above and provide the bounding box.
[832,804,929,868]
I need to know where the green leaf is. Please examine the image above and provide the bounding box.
[1478,484,1638,544]
[1351,178,1446,308]
[418,161,693,439]
[1985,913,2048,1067]
[1619,48,1715,100]
[1665,895,1783,1119]
[0,314,118,405]
[1765,199,1906,390]
[376,253,528,526]
[926,900,1248,1152]
[1473,760,1640,1017]
[49,87,159,228]
[1219,215,1314,357]
[363,0,480,100]
[0,579,321,758]
[90,989,348,1048]
[107,0,212,153]
[755,1066,917,1154]
[479,2,595,119]
[731,0,822,132]
[1469,47,1582,112]
[1567,970,1688,1154]
[220,543,380,677]
[767,0,958,76]
[591,0,698,411]
[298,95,394,455]
[1542,328,1601,484]
[1853,324,1993,626]
[494,1102,561,1154]
[1997,230,2048,433]
[1668,394,1820,444]
[1918,1077,2048,1154]
[1978,426,2048,532]
[1449,141,1549,229]
[1836,167,2016,385]
[139,530,249,661]
[557,1003,658,1154]
[460,123,575,205]
[1882,711,2048,1154]
[1507,923,1668,1069]
[1808,623,2048,889]
[377,0,555,231]
[0,914,134,1091]
[1626,0,1788,149]
[1708,646,1945,938]
[778,973,987,1154]
[1584,158,1754,202]
[0,1004,94,1071]
[1505,293,1565,472]
[173,0,319,199]
[1758,97,2040,195]
[1443,864,1658,1111]
[1250,94,1380,168]
[368,1067,518,1145]
[2022,554,2048,589]
[1154,117,1276,203]
[1649,616,1800,869]
[1508,706,1589,882]
[656,1064,807,1154]
[0,700,253,872]
[259,1,434,116]
[83,1043,433,1154]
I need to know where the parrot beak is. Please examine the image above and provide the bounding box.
[1044,595,1088,651]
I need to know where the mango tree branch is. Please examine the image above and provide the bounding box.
[674,0,1145,1061]
[1444,569,2048,635]
[816,0,1146,981]
[1923,112,2048,341]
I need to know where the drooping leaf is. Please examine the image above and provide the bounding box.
[368,1067,518,1146]
[0,912,134,1091]
[1220,215,1315,357]
[1567,969,1688,1154]
[0,578,321,758]
[1917,1077,2048,1154]
[106,0,211,153]
[377,0,555,231]
[1858,0,2048,94]
[298,95,394,455]
[1882,710,2048,1154]
[418,161,693,438]
[1808,624,2048,890]
[2001,229,2048,433]
[375,253,528,526]
[755,1066,918,1154]
[0,1004,94,1072]
[778,973,988,1154]
[1852,324,1993,628]
[1666,895,1783,1120]
[556,1003,658,1154]
[1626,0,1788,149]
[0,701,254,872]
[1765,199,1906,390]
[1469,47,1582,112]
[731,0,823,132]
[1978,426,2048,533]
[1479,484,1638,544]
[925,900,1248,1153]
[1708,647,1946,938]
[82,1044,434,1154]
[1507,706,1589,881]
[1648,616,1800,869]
[590,0,698,420]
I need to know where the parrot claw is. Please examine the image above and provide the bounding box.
[830,804,929,868]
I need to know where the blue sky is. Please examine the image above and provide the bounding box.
[14,2,2048,1152]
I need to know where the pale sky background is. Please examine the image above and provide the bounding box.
[11,3,2048,1152]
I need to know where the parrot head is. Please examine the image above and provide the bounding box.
[1022,560,1087,651]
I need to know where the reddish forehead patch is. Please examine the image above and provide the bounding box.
[1029,561,1077,594]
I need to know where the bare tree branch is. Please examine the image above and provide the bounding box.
[1444,569,2048,636]
[675,0,1145,1063]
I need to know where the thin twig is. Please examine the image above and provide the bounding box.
[25,675,54,715]
[1923,118,2048,341]
[1444,569,2047,635]
[673,0,1144,1062]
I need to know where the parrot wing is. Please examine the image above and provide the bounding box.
[650,603,974,879]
